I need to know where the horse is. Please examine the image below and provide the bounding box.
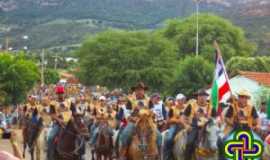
[91,121,114,160]
[195,119,219,160]
[55,114,89,160]
[21,113,30,159]
[120,109,160,160]
[22,109,43,160]
[263,134,270,160]
[173,118,220,160]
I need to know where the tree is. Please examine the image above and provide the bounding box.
[0,85,7,106]
[157,14,257,62]
[0,52,40,105]
[226,56,270,77]
[77,30,178,91]
[255,87,270,108]
[44,69,60,85]
[170,56,214,97]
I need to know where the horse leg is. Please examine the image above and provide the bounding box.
[91,149,95,160]
[30,148,34,160]
[22,142,26,158]
[96,154,100,160]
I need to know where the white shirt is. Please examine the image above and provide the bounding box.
[121,105,132,119]
[259,112,269,131]
[151,101,165,122]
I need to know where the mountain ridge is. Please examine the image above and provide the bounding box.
[0,0,269,54]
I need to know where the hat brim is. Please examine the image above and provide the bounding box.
[196,92,209,96]
[131,86,148,92]
[238,94,251,98]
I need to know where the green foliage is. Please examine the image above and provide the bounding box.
[226,56,270,77]
[44,69,60,85]
[255,87,270,108]
[0,52,40,105]
[157,14,257,61]
[77,30,178,91]
[0,85,7,105]
[170,56,214,97]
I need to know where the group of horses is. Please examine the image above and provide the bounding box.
[18,107,270,160]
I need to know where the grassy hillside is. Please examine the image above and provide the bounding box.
[0,0,269,54]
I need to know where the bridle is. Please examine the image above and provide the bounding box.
[135,121,158,160]
[196,119,217,158]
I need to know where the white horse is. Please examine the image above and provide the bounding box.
[173,118,220,160]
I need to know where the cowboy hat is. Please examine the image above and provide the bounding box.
[131,82,149,91]
[237,89,251,98]
[195,89,209,97]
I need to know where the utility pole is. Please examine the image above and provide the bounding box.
[53,53,60,70]
[5,37,9,51]
[41,49,45,87]
[195,0,200,56]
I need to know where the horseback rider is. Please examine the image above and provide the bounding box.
[74,95,88,116]
[90,95,113,146]
[29,106,43,160]
[258,102,270,138]
[119,83,150,158]
[129,82,149,109]
[164,96,175,114]
[46,98,72,160]
[149,93,167,131]
[188,89,212,120]
[182,89,213,160]
[164,93,187,159]
[226,89,259,131]
[116,96,133,129]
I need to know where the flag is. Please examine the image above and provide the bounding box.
[211,41,231,113]
[267,97,270,119]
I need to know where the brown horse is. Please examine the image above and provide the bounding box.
[91,121,114,160]
[55,115,89,160]
[21,114,30,159]
[122,109,160,160]
[21,108,43,160]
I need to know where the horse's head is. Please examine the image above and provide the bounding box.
[135,109,156,154]
[264,135,270,158]
[95,122,113,153]
[136,109,155,133]
[196,118,219,158]
[205,118,220,151]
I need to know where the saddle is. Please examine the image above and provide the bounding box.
[196,147,216,158]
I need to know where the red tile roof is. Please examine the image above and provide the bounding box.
[239,71,270,87]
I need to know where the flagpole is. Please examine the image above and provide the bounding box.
[195,0,200,56]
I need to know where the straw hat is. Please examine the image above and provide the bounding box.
[237,89,251,98]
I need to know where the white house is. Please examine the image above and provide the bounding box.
[228,71,270,105]
[208,71,270,106]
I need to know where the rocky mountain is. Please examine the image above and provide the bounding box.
[0,0,269,53]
